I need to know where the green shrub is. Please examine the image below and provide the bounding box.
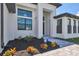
[50,42,58,48]
[23,36,34,41]
[3,50,12,56]
[47,41,51,46]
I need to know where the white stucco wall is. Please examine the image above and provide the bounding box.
[52,17,63,38]
[55,16,79,39]
[3,4,10,46]
[37,3,56,38]
[13,3,57,38]
[14,4,37,38]
[63,17,79,39]
[3,3,40,43]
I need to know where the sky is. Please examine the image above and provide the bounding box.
[56,3,79,15]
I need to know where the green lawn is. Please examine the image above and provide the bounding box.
[62,38,79,44]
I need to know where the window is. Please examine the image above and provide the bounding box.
[17,8,32,30]
[73,20,76,33]
[18,18,26,30]
[18,9,32,17]
[57,19,62,33]
[67,19,72,33]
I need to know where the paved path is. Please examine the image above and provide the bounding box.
[43,37,74,47]
[34,44,79,56]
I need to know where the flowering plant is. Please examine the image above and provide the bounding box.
[9,47,16,54]
[3,47,16,56]
[50,42,58,48]
[40,43,48,49]
[26,46,39,54]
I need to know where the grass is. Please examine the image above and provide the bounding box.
[60,37,79,44]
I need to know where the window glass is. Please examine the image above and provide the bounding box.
[18,17,26,24]
[57,19,62,33]
[26,19,32,30]
[18,8,32,17]
[17,8,32,30]
[67,19,72,33]
[68,19,71,25]
[73,20,76,33]
[18,17,26,30]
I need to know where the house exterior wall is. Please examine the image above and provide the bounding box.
[52,17,63,38]
[6,3,56,39]
[3,4,10,46]
[55,16,79,39]
[14,4,37,38]
[63,17,79,39]
[37,3,56,38]
[3,3,79,46]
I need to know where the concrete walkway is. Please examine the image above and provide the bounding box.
[43,36,74,47]
[34,37,79,56]
[35,44,79,56]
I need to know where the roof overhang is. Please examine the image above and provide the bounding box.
[54,13,79,19]
[33,3,62,8]
[6,3,62,13]
[49,3,62,8]
[6,3,16,13]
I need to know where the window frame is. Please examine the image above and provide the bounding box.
[57,19,62,34]
[67,19,72,34]
[73,20,76,33]
[17,17,26,30]
[17,6,33,30]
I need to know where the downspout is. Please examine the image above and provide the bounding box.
[1,3,4,48]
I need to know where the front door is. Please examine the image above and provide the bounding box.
[43,16,45,35]
[43,11,50,36]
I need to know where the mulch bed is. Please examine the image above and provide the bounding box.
[0,37,59,56]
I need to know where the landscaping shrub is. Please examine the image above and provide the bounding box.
[3,47,16,56]
[3,50,13,56]
[23,36,34,41]
[26,46,39,55]
[50,42,58,48]
[40,43,48,49]
[47,40,51,46]
[47,41,59,48]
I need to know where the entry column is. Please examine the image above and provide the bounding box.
[37,4,43,38]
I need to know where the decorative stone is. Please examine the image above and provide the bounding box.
[13,50,31,56]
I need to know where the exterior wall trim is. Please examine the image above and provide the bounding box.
[1,3,4,48]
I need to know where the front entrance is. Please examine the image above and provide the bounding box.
[43,11,50,36]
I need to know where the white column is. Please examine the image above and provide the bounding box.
[71,19,73,34]
[37,4,43,38]
[50,11,56,37]
[76,20,78,33]
[62,17,67,38]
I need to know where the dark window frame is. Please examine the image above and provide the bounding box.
[73,20,76,33]
[67,19,72,34]
[57,19,62,33]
